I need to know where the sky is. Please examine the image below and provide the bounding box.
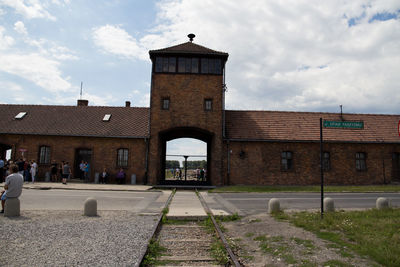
[1,0,399,164]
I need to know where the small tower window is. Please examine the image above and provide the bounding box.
[162,98,170,110]
[204,99,212,111]
[191,58,199,73]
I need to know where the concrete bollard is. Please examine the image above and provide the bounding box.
[376,197,389,209]
[131,174,136,185]
[45,172,50,182]
[324,197,335,212]
[268,198,280,213]
[94,173,99,184]
[84,197,97,216]
[4,198,20,217]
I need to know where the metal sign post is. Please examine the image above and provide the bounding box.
[320,118,324,219]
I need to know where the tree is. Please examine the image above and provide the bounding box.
[165,160,180,169]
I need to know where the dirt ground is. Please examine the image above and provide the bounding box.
[223,213,379,267]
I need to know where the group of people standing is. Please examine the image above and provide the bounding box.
[0,158,38,184]
[50,160,72,184]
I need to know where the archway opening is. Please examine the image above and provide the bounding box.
[159,127,213,185]
[166,138,207,183]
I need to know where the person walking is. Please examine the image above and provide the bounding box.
[1,164,23,213]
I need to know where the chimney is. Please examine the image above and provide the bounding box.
[125,101,131,107]
[77,99,89,106]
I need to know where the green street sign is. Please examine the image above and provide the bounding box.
[323,120,364,129]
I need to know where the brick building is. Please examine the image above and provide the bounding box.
[1,37,400,185]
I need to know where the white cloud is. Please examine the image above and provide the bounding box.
[1,0,56,20]
[0,26,14,49]
[92,25,147,60]
[143,0,400,113]
[14,21,27,35]
[0,53,71,92]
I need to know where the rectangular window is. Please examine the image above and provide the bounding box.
[155,57,163,72]
[215,59,222,74]
[191,58,199,73]
[168,57,176,72]
[356,152,367,171]
[204,99,212,111]
[117,148,129,167]
[185,58,192,73]
[281,151,293,171]
[162,57,169,72]
[39,146,51,164]
[201,58,208,73]
[162,98,170,110]
[322,152,330,171]
[208,59,216,74]
[178,57,186,73]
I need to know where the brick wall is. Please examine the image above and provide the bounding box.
[224,141,400,185]
[0,134,147,184]
[148,73,224,185]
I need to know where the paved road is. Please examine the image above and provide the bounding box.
[20,189,168,214]
[214,192,400,215]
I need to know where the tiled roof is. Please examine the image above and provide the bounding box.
[0,104,150,138]
[225,110,400,143]
[149,41,228,57]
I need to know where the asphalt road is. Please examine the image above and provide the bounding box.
[19,189,166,214]
[215,192,400,215]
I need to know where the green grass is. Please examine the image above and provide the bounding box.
[274,208,400,267]
[140,238,167,266]
[209,185,400,193]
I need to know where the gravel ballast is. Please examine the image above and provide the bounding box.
[0,210,159,266]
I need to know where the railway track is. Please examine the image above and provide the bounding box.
[139,189,241,267]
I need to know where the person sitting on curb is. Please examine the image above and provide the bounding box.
[1,164,23,213]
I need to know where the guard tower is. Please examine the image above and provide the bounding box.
[147,34,229,185]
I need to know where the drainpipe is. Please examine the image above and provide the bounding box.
[227,140,230,185]
[144,138,149,184]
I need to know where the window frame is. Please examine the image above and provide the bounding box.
[39,146,51,164]
[162,97,170,110]
[355,152,367,171]
[117,148,129,168]
[281,151,293,171]
[204,98,213,111]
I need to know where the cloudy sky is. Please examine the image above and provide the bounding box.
[1,0,399,164]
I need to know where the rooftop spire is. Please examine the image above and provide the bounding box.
[188,33,195,42]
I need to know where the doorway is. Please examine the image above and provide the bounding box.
[165,138,207,183]
[159,127,212,185]
[74,149,92,180]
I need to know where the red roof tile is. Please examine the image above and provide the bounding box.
[149,41,228,57]
[225,110,400,143]
[0,104,149,138]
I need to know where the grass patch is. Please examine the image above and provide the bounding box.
[210,185,400,193]
[277,208,400,267]
[140,238,166,266]
[245,232,255,238]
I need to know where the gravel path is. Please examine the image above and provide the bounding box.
[0,211,159,267]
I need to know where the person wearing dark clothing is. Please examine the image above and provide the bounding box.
[51,160,58,182]
[116,168,126,184]
[100,168,109,184]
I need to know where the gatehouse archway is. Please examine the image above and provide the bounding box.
[159,127,213,185]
